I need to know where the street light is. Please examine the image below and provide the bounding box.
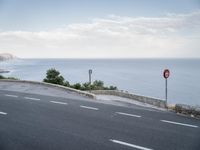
[89,69,92,84]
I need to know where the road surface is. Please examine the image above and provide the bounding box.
[0,90,200,150]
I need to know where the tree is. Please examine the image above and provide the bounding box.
[43,68,65,85]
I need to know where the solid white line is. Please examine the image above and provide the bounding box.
[80,105,99,110]
[0,111,7,115]
[50,101,68,105]
[4,94,18,98]
[116,112,141,118]
[161,120,198,128]
[24,97,40,101]
[110,139,153,150]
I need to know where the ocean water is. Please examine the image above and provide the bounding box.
[0,59,200,106]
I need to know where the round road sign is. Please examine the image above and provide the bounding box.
[163,69,170,79]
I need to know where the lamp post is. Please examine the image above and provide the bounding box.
[89,69,92,84]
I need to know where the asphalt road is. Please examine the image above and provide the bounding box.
[0,90,200,150]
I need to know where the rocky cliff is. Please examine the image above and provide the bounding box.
[0,53,16,61]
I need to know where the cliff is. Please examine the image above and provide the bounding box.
[0,53,16,61]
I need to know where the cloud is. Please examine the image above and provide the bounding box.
[0,11,200,58]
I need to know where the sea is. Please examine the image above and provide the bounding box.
[0,59,200,106]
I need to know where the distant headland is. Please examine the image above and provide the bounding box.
[0,53,16,61]
[0,53,16,73]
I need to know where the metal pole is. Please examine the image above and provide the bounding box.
[89,73,91,84]
[165,78,167,104]
[89,69,92,84]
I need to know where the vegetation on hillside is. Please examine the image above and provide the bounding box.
[0,75,18,80]
[43,68,117,91]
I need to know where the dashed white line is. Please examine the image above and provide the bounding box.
[0,111,7,115]
[50,101,68,105]
[80,105,99,110]
[110,139,153,150]
[24,97,40,101]
[4,94,18,98]
[161,120,198,128]
[116,112,141,118]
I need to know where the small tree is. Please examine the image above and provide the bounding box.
[43,68,65,85]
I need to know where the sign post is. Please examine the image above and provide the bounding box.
[163,69,170,104]
[89,69,92,84]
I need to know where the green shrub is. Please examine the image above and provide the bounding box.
[71,83,82,90]
[43,68,117,91]
[82,82,91,90]
[63,81,70,87]
[93,80,104,87]
[0,75,5,79]
[81,80,117,91]
[0,75,18,80]
[108,86,117,90]
[43,68,65,85]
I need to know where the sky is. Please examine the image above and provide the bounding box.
[0,0,200,58]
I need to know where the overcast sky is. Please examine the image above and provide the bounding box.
[0,0,200,58]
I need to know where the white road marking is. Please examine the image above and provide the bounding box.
[0,111,7,115]
[116,112,141,118]
[50,101,68,105]
[110,139,153,150]
[4,94,18,98]
[80,105,99,110]
[24,97,40,101]
[161,120,198,128]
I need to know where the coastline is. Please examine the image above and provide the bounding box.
[0,69,10,73]
[1,58,200,106]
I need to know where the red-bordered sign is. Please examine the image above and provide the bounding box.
[163,69,170,79]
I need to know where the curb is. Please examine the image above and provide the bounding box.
[0,79,96,99]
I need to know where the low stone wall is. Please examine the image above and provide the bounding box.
[175,104,200,118]
[0,79,96,99]
[90,90,166,108]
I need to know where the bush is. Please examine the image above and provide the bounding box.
[71,83,82,90]
[81,80,117,91]
[82,82,91,90]
[43,68,117,91]
[43,68,65,85]
[63,81,70,87]
[0,75,18,80]
[108,86,117,90]
[91,80,104,90]
[0,75,5,79]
